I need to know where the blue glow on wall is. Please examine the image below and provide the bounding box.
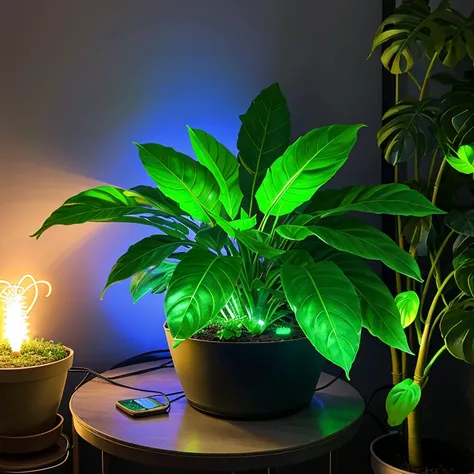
[91,75,262,353]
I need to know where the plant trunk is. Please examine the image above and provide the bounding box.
[407,406,423,468]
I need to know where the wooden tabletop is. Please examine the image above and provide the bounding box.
[70,361,364,471]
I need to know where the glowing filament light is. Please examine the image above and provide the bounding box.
[0,275,52,354]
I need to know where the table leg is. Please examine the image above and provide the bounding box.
[267,469,278,474]
[102,450,112,474]
[72,425,80,474]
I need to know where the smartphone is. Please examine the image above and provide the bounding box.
[116,395,170,417]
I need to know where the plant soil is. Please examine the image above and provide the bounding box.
[400,463,456,474]
[0,339,68,368]
[193,322,305,342]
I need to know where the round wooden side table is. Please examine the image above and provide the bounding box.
[70,362,364,473]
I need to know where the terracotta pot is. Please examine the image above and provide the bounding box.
[0,348,73,437]
[371,432,474,474]
[165,325,323,420]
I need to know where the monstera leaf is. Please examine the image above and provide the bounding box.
[327,253,411,353]
[441,307,474,363]
[187,127,243,219]
[386,378,422,427]
[446,209,474,236]
[306,183,444,217]
[369,0,447,74]
[165,250,242,341]
[438,96,474,152]
[281,261,362,377]
[31,186,178,238]
[455,259,474,296]
[237,83,291,214]
[256,124,364,216]
[102,235,188,296]
[277,216,423,281]
[377,99,438,165]
[130,261,177,302]
[135,143,221,222]
[441,10,474,67]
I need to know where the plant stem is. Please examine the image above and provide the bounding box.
[415,270,455,381]
[431,159,446,206]
[423,345,447,380]
[407,71,422,91]
[414,148,420,183]
[419,52,439,101]
[419,230,455,317]
[427,145,440,187]
[395,74,400,103]
[390,348,402,385]
[408,408,424,468]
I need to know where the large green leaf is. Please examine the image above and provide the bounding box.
[237,83,291,213]
[441,10,474,67]
[31,186,174,239]
[395,291,420,329]
[281,261,362,378]
[195,225,228,252]
[135,143,221,222]
[386,379,422,427]
[277,216,422,281]
[369,0,448,73]
[130,260,177,303]
[102,235,186,297]
[327,253,411,353]
[441,308,474,363]
[446,209,474,236]
[437,86,474,152]
[306,183,444,218]
[165,250,242,340]
[256,124,364,217]
[187,127,243,219]
[445,144,474,174]
[235,229,284,259]
[128,185,183,216]
[455,260,474,296]
[377,99,438,165]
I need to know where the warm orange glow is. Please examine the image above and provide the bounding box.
[0,275,52,354]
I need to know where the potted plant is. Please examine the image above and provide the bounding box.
[369,0,474,472]
[33,84,442,419]
[0,275,74,454]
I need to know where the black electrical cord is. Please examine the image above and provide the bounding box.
[70,367,184,403]
[72,359,174,392]
[109,349,171,370]
[364,384,392,409]
[314,369,345,392]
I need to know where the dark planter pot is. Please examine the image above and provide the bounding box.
[165,325,324,420]
[371,433,474,474]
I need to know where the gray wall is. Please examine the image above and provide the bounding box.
[0,1,387,473]
[0,0,382,371]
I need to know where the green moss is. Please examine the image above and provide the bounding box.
[0,339,68,368]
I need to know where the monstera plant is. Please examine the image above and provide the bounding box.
[33,84,443,380]
[370,0,474,471]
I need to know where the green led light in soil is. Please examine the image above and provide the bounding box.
[275,326,292,337]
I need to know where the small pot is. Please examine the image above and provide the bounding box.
[371,432,474,474]
[165,325,324,419]
[0,348,74,438]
